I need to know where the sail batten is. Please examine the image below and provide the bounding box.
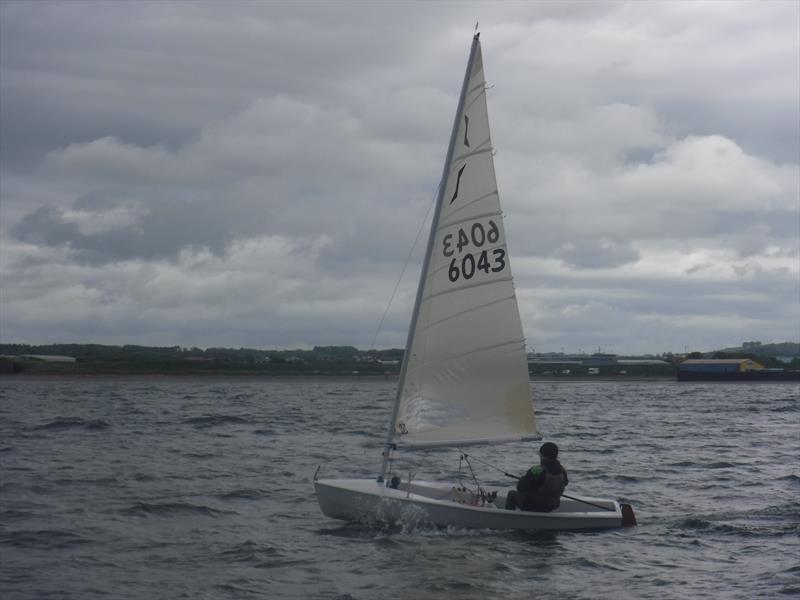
[417,294,519,330]
[453,145,492,163]
[390,34,536,449]
[465,91,487,112]
[415,338,527,369]
[422,273,513,302]
[439,207,502,230]
[443,192,500,220]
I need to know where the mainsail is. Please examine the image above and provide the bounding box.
[390,34,536,448]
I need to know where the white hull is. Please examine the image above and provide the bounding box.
[315,478,626,531]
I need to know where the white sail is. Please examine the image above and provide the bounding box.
[393,36,536,447]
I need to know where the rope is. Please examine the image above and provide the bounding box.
[460,452,481,488]
[461,452,520,480]
[561,493,615,512]
[368,184,440,351]
[457,451,490,505]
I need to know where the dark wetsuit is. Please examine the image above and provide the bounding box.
[505,459,568,511]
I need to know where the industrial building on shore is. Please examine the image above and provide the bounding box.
[677,358,799,381]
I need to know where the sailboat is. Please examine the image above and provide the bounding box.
[314,33,635,530]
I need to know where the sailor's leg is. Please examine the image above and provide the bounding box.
[505,491,517,510]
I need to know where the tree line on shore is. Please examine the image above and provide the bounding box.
[1,341,797,376]
[0,344,403,375]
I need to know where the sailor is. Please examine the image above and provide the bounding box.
[505,442,568,511]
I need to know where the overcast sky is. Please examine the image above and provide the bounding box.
[1,0,798,354]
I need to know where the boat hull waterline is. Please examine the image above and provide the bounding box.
[315,478,628,531]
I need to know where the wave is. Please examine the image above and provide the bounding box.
[674,517,798,538]
[216,488,270,501]
[122,501,230,518]
[757,503,800,518]
[784,565,800,574]
[0,528,92,549]
[217,539,280,563]
[0,509,34,522]
[320,519,525,540]
[183,452,220,460]
[31,418,111,431]
[318,522,407,540]
[573,557,627,571]
[325,389,359,397]
[667,460,696,467]
[183,414,249,427]
[612,474,647,483]
[703,461,738,469]
[674,502,800,538]
[53,476,120,487]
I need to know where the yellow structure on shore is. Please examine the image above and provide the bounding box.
[680,359,765,373]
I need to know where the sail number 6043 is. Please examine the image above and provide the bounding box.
[448,248,506,282]
[442,220,499,257]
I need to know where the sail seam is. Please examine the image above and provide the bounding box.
[423,270,514,300]
[439,208,503,230]
[464,88,486,113]
[422,273,514,302]
[446,190,500,221]
[420,338,527,368]
[417,294,518,331]
[452,144,492,163]
[467,82,484,97]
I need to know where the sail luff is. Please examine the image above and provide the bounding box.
[377,33,482,481]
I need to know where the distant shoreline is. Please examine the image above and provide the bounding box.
[0,372,399,383]
[0,372,679,384]
[6,370,796,384]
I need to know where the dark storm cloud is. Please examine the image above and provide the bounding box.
[13,195,236,264]
[0,1,457,166]
[13,206,80,247]
[5,78,446,265]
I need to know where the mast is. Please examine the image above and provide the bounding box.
[378,33,481,481]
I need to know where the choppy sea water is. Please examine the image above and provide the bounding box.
[0,377,797,599]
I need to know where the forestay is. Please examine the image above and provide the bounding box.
[393,36,536,448]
